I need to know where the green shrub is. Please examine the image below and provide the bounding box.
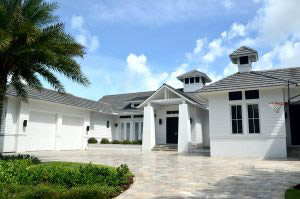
[121,140,131,144]
[111,140,121,144]
[0,155,133,199]
[87,137,98,144]
[101,138,110,144]
[0,154,40,164]
[131,140,142,145]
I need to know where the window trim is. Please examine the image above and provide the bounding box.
[246,103,261,134]
[230,104,244,135]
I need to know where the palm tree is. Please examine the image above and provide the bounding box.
[0,0,90,124]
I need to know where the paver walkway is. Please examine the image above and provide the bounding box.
[28,150,300,199]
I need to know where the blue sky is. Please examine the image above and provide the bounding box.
[46,0,300,100]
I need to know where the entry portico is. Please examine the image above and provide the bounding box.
[138,84,209,153]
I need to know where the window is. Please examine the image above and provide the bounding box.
[190,77,195,84]
[231,105,243,134]
[195,77,200,83]
[247,104,260,134]
[166,110,179,114]
[133,115,143,118]
[106,121,110,128]
[245,90,259,99]
[201,77,205,85]
[185,78,189,84]
[239,56,249,65]
[229,91,242,101]
[120,115,131,119]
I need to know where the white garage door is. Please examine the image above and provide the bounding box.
[60,115,83,150]
[27,111,56,151]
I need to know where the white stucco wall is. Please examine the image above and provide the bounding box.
[208,87,287,158]
[89,111,118,141]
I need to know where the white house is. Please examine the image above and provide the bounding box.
[1,46,300,158]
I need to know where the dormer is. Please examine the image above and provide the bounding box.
[177,70,212,92]
[229,46,258,73]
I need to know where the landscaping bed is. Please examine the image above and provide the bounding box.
[0,154,134,199]
[286,185,300,199]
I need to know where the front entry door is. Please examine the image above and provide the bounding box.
[290,105,300,145]
[166,117,178,144]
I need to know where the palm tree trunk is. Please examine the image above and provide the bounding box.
[0,73,8,133]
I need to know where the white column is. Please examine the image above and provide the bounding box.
[142,104,155,151]
[178,102,191,153]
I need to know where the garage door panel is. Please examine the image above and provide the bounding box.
[27,111,56,151]
[60,115,83,150]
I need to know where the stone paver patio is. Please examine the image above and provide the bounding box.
[28,150,300,199]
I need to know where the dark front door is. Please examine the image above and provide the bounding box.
[290,105,300,145]
[166,117,178,144]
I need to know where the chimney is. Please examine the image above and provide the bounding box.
[229,46,258,73]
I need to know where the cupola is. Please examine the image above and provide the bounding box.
[177,70,212,92]
[229,46,258,73]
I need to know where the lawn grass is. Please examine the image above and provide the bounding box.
[285,188,300,199]
[0,155,134,199]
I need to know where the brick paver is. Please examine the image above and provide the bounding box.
[28,150,300,199]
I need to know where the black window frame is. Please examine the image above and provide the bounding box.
[229,91,243,101]
[120,115,131,119]
[239,56,249,65]
[245,90,259,100]
[166,110,179,114]
[190,77,195,84]
[247,104,260,134]
[231,105,243,134]
[195,77,200,83]
[185,78,190,84]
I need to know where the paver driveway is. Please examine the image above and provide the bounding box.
[28,150,300,199]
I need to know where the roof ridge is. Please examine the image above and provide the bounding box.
[100,90,154,97]
[253,66,300,73]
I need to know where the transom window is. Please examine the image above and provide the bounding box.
[231,105,243,134]
[166,110,179,114]
[120,115,131,119]
[247,104,260,134]
[229,91,242,101]
[245,90,259,99]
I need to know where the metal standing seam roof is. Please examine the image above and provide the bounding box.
[6,86,114,113]
[177,70,212,83]
[199,67,300,93]
[98,91,154,114]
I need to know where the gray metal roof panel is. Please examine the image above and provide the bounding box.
[200,67,300,93]
[6,86,113,113]
[99,91,154,114]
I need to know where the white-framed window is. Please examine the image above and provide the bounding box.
[247,104,260,134]
[231,105,243,134]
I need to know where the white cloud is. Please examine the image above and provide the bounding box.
[71,15,84,30]
[165,64,188,88]
[193,39,204,54]
[126,53,168,90]
[203,39,225,63]
[250,0,300,46]
[222,0,234,10]
[71,15,100,52]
